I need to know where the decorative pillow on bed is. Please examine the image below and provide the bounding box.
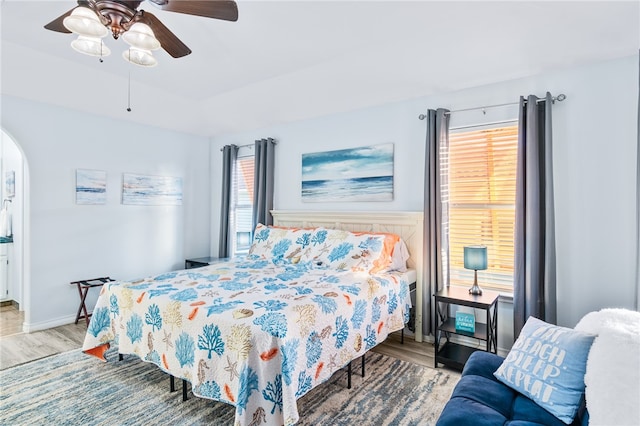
[493,316,596,424]
[307,228,395,273]
[370,233,410,273]
[248,223,316,264]
[389,239,410,272]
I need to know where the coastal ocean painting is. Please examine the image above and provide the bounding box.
[5,171,15,198]
[76,169,107,205]
[302,143,394,202]
[122,173,182,206]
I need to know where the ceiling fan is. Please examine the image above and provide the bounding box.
[44,0,238,66]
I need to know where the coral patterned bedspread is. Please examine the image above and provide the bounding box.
[82,258,411,425]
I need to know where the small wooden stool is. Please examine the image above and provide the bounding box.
[70,277,115,325]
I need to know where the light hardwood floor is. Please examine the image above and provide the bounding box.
[0,305,436,370]
[0,305,87,370]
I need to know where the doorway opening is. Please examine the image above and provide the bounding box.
[0,128,29,334]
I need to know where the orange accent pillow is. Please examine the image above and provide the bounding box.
[367,232,402,273]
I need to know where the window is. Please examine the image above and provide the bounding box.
[232,151,254,256]
[444,124,518,292]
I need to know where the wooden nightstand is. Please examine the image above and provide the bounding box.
[434,286,499,370]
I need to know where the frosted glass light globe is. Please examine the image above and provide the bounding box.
[123,47,157,67]
[63,7,108,38]
[71,36,111,57]
[123,23,160,51]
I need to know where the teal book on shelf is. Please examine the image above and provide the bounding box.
[455,311,475,333]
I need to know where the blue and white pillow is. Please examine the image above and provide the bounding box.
[305,228,388,272]
[248,224,315,264]
[494,316,596,424]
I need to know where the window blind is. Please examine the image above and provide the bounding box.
[446,125,518,291]
[232,154,255,255]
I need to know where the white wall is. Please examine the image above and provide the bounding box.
[1,55,636,343]
[1,96,212,331]
[211,55,639,349]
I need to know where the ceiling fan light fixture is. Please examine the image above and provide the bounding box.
[123,47,157,67]
[122,23,161,51]
[71,36,111,57]
[63,7,108,38]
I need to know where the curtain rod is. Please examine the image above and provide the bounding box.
[219,140,278,152]
[418,93,566,120]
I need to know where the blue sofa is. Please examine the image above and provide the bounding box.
[436,351,589,426]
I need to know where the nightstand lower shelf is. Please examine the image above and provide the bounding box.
[436,341,481,371]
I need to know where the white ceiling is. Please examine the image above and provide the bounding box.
[1,0,638,137]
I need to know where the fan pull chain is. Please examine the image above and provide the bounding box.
[99,41,104,63]
[127,54,132,112]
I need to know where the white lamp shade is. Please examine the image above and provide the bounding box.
[122,23,160,51]
[63,7,108,38]
[123,48,157,67]
[71,36,111,57]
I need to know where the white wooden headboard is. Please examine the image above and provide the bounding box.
[271,210,424,342]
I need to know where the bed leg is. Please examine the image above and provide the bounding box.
[401,328,404,344]
[361,353,365,377]
[118,354,123,361]
[170,375,175,392]
[347,361,352,389]
[182,379,188,401]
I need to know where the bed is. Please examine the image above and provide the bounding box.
[82,211,423,425]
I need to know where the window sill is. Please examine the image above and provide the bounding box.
[497,292,513,303]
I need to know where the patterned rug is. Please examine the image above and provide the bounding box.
[0,349,459,425]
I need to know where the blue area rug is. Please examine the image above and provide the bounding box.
[0,348,458,425]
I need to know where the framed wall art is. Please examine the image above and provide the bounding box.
[122,173,182,206]
[75,169,107,205]
[4,170,15,199]
[301,143,394,202]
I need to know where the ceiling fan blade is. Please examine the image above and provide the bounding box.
[137,11,192,58]
[44,7,76,33]
[146,0,238,21]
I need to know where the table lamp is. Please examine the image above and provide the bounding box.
[464,245,487,295]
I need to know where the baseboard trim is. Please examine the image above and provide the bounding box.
[401,328,435,344]
[22,314,78,333]
[0,300,19,309]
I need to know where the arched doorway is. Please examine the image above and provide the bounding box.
[0,128,28,333]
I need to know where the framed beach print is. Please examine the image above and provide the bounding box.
[301,143,394,202]
[75,169,107,205]
[122,173,182,206]
[4,171,15,199]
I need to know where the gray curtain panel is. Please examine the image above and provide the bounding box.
[423,108,450,338]
[252,138,276,229]
[218,144,238,258]
[513,92,557,338]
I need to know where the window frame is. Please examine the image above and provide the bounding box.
[231,148,255,257]
[444,121,519,294]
